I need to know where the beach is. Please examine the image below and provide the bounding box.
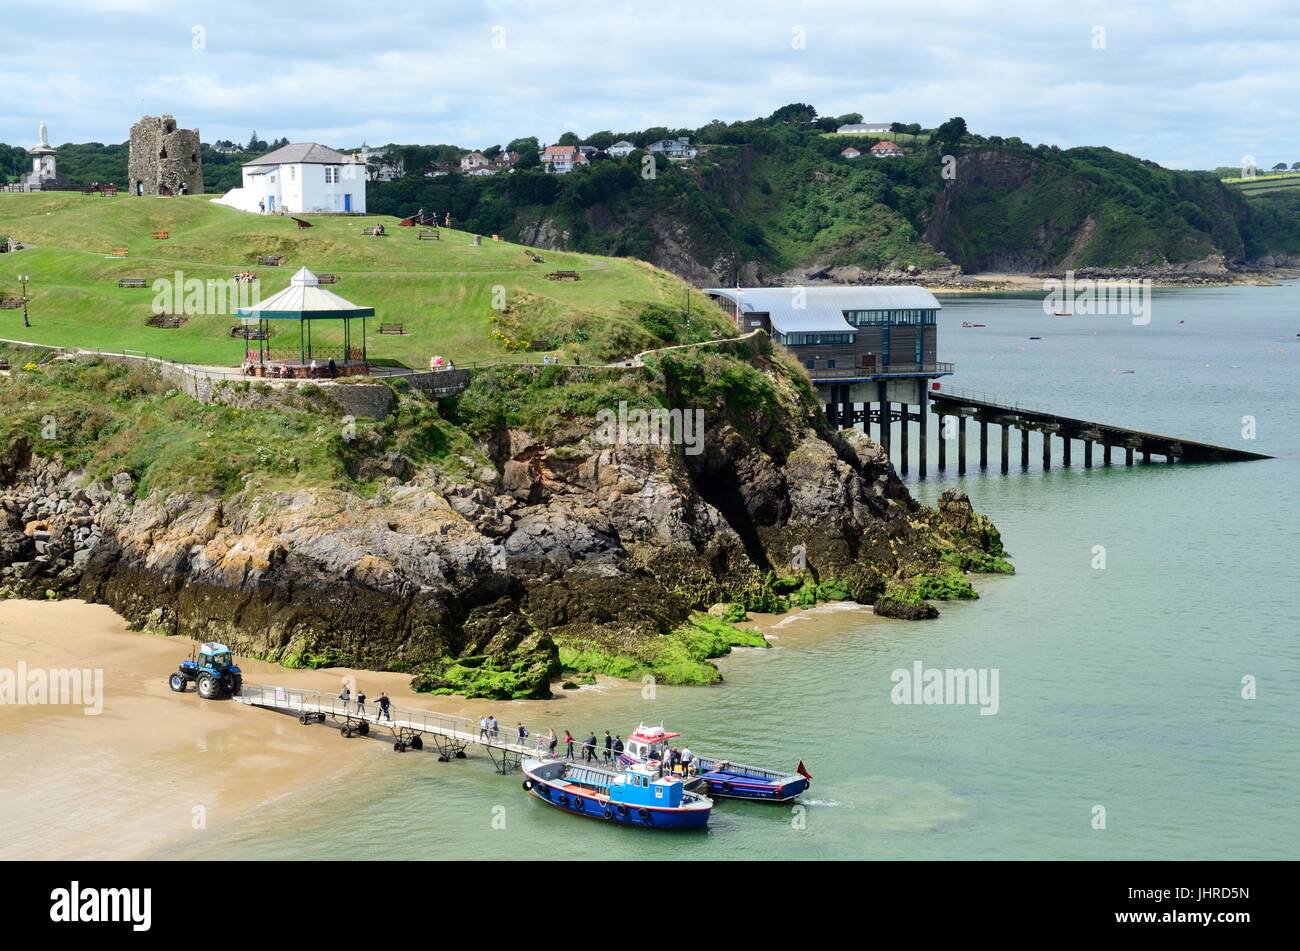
[0,598,484,860]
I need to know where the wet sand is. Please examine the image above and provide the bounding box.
[0,599,560,859]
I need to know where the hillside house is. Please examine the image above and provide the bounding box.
[870,141,905,158]
[216,143,366,214]
[837,122,891,133]
[648,137,697,160]
[540,145,588,173]
[841,146,862,160]
[608,140,636,157]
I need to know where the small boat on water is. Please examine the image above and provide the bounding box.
[618,724,812,803]
[522,757,712,829]
[961,321,987,328]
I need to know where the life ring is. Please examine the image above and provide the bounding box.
[522,779,534,791]
[720,781,733,795]
[637,808,650,822]
[603,807,614,820]
[616,804,629,818]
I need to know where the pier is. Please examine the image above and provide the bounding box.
[821,384,1270,477]
[236,683,551,774]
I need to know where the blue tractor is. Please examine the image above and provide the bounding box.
[169,642,243,699]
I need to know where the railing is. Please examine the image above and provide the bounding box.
[808,361,954,380]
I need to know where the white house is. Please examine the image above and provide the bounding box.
[607,140,635,157]
[358,144,402,182]
[216,143,367,215]
[648,136,697,160]
[539,144,588,173]
[460,150,494,173]
[841,146,862,160]
[837,122,891,134]
[870,141,905,158]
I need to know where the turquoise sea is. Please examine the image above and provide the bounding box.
[200,283,1300,860]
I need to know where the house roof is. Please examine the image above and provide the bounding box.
[243,143,361,167]
[703,286,941,336]
[236,268,375,321]
[841,146,861,154]
[871,141,903,152]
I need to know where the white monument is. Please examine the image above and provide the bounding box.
[22,122,60,189]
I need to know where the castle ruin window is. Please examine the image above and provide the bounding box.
[159,148,167,159]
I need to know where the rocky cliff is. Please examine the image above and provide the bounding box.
[0,349,1010,699]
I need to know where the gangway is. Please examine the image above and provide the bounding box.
[236,683,556,774]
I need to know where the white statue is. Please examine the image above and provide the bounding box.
[39,122,48,147]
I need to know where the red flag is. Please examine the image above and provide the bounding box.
[796,760,812,781]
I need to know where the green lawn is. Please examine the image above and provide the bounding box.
[0,194,722,367]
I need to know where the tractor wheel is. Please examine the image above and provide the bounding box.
[197,673,219,699]
[341,726,352,738]
[168,672,187,693]
[299,715,309,725]
[356,721,369,737]
[230,673,243,695]
[408,735,423,751]
[394,742,405,753]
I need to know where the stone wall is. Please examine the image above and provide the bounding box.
[127,114,204,196]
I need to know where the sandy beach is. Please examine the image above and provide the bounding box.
[0,598,542,860]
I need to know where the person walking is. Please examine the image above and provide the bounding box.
[490,716,499,740]
[613,735,624,761]
[479,716,489,741]
[376,693,392,722]
[339,685,351,711]
[603,731,613,764]
[517,722,528,748]
[564,730,575,760]
[583,731,597,763]
[355,690,367,716]
[548,729,558,759]
[681,745,693,775]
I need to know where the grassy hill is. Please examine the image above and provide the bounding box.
[0,193,728,367]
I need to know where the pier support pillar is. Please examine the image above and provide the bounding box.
[1125,447,1134,466]
[877,382,890,457]
[1000,424,1010,474]
[1166,453,1176,464]
[900,403,910,475]
[958,416,967,475]
[918,387,929,480]
[1142,451,1150,464]
[979,420,988,469]
[1062,435,1072,467]
[825,391,837,429]
[1084,441,1093,468]
[1042,431,1051,471]
[937,415,947,472]
[1021,427,1030,469]
[1104,443,1112,466]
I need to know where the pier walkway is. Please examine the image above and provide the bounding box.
[236,682,558,773]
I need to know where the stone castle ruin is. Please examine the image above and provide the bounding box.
[127,114,204,196]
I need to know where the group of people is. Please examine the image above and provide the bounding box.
[428,354,456,371]
[234,271,256,283]
[241,357,342,379]
[477,715,502,741]
[338,685,393,721]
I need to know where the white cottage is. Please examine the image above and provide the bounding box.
[216,143,367,215]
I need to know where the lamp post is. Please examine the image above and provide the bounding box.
[18,274,30,328]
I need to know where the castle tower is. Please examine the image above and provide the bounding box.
[127,114,204,196]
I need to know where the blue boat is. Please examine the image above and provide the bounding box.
[618,723,812,803]
[521,757,713,830]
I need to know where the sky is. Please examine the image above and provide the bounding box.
[2,0,1299,171]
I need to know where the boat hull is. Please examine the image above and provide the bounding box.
[697,771,809,802]
[523,776,711,830]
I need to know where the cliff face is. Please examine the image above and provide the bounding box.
[0,354,1007,699]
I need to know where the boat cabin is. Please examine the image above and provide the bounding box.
[608,764,686,809]
[623,723,681,764]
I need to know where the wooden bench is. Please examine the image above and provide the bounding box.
[378,323,406,335]
[418,229,440,240]
[546,270,579,281]
[258,255,284,266]
[0,299,22,310]
[118,278,148,289]
[316,273,338,284]
[111,247,129,258]
[152,316,183,329]
[362,226,387,237]
[152,230,169,240]
[229,324,271,339]
[0,359,9,371]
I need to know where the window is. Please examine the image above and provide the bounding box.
[289,166,296,181]
[804,360,815,369]
[827,359,836,369]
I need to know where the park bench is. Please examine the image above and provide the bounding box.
[118,278,148,289]
[258,254,284,266]
[229,324,271,339]
[291,217,313,229]
[111,247,129,258]
[418,229,440,240]
[316,273,338,284]
[378,323,406,335]
[362,226,387,237]
[0,298,24,310]
[0,358,9,371]
[546,270,579,281]
[152,230,169,240]
[152,316,183,329]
